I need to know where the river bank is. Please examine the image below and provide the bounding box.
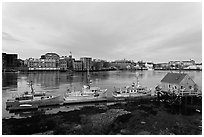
[2,98,202,135]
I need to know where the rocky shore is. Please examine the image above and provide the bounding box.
[2,99,202,135]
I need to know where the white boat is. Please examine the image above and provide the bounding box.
[64,67,107,103]
[112,83,151,98]
[6,82,62,111]
[63,85,107,103]
[112,72,151,98]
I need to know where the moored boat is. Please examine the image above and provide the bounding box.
[6,82,62,111]
[112,82,151,98]
[63,85,108,103]
[112,72,152,98]
[64,66,108,104]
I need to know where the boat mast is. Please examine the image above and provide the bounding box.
[136,72,140,86]
[30,81,34,94]
[87,62,90,87]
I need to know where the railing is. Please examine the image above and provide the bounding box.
[179,89,201,97]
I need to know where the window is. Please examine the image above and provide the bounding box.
[189,86,192,89]
[174,86,177,89]
[181,86,184,89]
[169,84,171,88]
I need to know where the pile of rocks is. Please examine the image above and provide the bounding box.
[80,109,131,134]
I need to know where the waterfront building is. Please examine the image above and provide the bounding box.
[41,53,60,68]
[25,58,60,70]
[59,57,68,71]
[41,53,60,60]
[145,62,154,70]
[2,53,18,72]
[182,59,196,67]
[80,57,92,71]
[134,61,147,70]
[92,59,103,71]
[73,60,83,71]
[195,63,202,70]
[169,59,196,69]
[59,53,75,71]
[160,72,199,95]
[154,63,169,70]
[66,53,74,70]
[183,63,202,70]
[92,59,111,70]
[111,59,133,70]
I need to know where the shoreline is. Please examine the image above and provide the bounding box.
[2,98,202,135]
[2,68,202,73]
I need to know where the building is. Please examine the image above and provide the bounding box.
[182,60,195,67]
[145,62,154,70]
[111,59,133,70]
[169,59,196,69]
[42,53,60,60]
[41,53,60,68]
[73,60,83,71]
[195,63,202,70]
[2,53,18,72]
[154,63,169,70]
[59,57,68,71]
[66,53,74,70]
[59,54,75,71]
[80,57,92,71]
[160,72,199,96]
[25,58,60,70]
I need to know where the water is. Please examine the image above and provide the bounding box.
[2,70,202,118]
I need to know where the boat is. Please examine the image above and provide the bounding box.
[8,104,39,112]
[112,83,151,98]
[112,73,151,98]
[6,82,62,111]
[64,84,108,104]
[63,68,108,104]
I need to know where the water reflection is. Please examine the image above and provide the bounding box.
[26,72,60,89]
[2,72,17,89]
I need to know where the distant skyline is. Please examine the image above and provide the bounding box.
[2,2,202,62]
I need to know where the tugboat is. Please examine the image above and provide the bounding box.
[6,81,62,111]
[112,73,151,98]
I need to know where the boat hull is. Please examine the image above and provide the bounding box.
[63,96,107,104]
[6,95,62,111]
[112,91,151,98]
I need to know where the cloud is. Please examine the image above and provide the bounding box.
[2,2,202,62]
[2,32,22,42]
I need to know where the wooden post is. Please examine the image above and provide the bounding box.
[179,96,182,105]
[157,91,160,102]
[190,96,193,105]
[185,96,188,106]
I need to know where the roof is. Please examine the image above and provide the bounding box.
[161,73,187,84]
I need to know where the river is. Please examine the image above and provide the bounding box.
[2,70,202,118]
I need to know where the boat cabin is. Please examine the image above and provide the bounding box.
[90,87,100,92]
[16,94,33,100]
[160,72,199,96]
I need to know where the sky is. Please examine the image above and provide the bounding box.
[2,2,202,63]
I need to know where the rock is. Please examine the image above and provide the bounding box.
[73,124,82,130]
[141,121,146,124]
[159,128,174,135]
[120,129,131,134]
[137,131,151,135]
[81,109,131,134]
[33,130,54,135]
